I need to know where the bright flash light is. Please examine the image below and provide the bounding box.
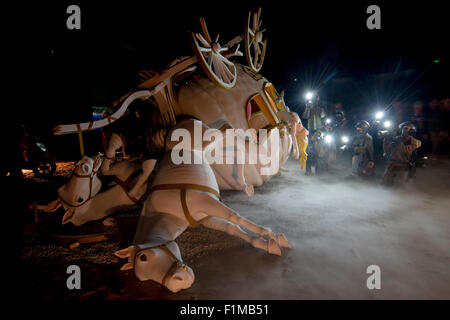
[375,111,384,120]
[325,118,331,124]
[341,136,349,143]
[383,120,391,128]
[325,134,333,144]
[305,92,314,100]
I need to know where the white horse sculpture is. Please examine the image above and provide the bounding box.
[115,118,291,293]
[45,133,156,226]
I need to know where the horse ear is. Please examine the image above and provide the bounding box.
[120,263,133,271]
[114,246,135,259]
[81,163,91,174]
[93,156,102,172]
[45,199,61,212]
[62,208,75,224]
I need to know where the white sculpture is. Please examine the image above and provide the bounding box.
[52,8,308,193]
[115,119,290,292]
[46,8,300,293]
[45,134,156,226]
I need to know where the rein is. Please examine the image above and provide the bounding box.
[113,169,152,204]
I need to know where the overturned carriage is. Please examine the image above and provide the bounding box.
[53,8,307,190]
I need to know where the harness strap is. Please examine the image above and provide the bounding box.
[59,195,86,208]
[114,169,143,204]
[148,184,220,227]
[159,245,188,287]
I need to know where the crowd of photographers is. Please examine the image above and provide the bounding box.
[300,95,450,186]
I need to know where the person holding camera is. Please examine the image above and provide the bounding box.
[350,121,374,178]
[381,121,422,186]
[302,95,326,132]
[305,130,327,175]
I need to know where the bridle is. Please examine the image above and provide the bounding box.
[59,168,99,208]
[133,241,188,288]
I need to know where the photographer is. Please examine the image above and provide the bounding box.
[305,130,326,175]
[381,122,422,186]
[350,121,374,178]
[302,95,326,132]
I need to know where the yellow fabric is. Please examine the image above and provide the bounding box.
[264,83,286,112]
[296,128,309,169]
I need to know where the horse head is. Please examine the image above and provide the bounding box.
[56,156,102,225]
[115,242,195,293]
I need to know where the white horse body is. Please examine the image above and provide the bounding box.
[115,119,291,293]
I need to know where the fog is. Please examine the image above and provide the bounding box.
[17,157,449,300]
[170,157,450,299]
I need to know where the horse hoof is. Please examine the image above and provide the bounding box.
[268,239,282,256]
[245,184,254,197]
[276,234,291,248]
[109,133,123,150]
[261,227,274,238]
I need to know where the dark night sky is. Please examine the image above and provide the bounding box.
[11,0,449,133]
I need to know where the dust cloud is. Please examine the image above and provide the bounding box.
[182,157,450,299]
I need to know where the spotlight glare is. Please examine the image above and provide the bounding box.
[305,92,314,100]
[375,111,384,120]
[325,118,331,124]
[341,136,349,143]
[383,120,391,128]
[325,134,333,144]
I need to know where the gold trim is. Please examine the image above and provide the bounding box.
[246,93,278,128]
[76,123,84,157]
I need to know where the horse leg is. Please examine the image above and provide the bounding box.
[201,216,281,255]
[101,133,123,176]
[188,191,290,249]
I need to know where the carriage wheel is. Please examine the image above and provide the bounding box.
[244,8,267,73]
[190,17,237,89]
[33,159,56,178]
